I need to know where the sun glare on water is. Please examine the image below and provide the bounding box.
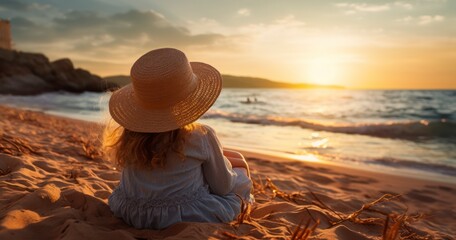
[293,154,321,163]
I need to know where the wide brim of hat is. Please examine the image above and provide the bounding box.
[109,62,222,133]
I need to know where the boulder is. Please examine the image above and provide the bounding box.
[0,74,55,95]
[0,48,14,61]
[0,49,113,95]
[51,58,74,72]
[0,59,56,94]
[13,51,53,77]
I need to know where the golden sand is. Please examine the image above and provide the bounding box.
[0,105,455,239]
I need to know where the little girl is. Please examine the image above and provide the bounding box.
[104,48,253,229]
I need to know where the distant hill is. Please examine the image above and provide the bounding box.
[221,75,342,89]
[104,74,343,89]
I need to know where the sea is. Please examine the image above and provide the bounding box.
[1,89,455,182]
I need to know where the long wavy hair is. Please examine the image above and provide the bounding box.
[103,119,193,169]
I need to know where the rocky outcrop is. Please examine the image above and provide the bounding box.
[0,49,116,95]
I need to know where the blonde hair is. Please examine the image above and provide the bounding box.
[103,119,193,169]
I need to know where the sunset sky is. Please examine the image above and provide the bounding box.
[1,0,455,89]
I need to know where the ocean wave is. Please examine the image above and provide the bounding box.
[413,96,433,100]
[203,111,456,140]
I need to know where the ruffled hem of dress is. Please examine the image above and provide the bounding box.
[108,186,241,229]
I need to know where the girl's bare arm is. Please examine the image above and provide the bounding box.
[223,149,250,177]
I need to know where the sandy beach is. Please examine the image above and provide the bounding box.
[0,105,455,239]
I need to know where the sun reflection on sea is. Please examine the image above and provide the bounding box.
[292,153,321,163]
[311,138,329,148]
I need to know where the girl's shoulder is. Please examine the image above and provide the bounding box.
[188,122,216,136]
[189,123,223,148]
[185,123,219,146]
[183,123,218,157]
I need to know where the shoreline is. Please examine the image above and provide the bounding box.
[230,146,456,194]
[2,103,456,185]
[1,91,455,182]
[1,104,455,239]
[226,145,456,184]
[4,103,455,183]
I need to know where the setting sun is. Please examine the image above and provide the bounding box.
[306,57,344,86]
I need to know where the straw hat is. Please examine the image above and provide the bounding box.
[109,48,222,133]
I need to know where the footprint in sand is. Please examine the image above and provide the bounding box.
[337,174,378,185]
[426,185,455,194]
[406,189,437,203]
[334,225,372,240]
[305,173,335,184]
[94,171,120,181]
[0,154,23,176]
[339,186,361,193]
[32,160,59,173]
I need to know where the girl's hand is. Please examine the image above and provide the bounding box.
[223,150,250,178]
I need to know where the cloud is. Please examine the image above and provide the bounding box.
[335,3,390,14]
[394,2,413,10]
[11,9,227,61]
[238,15,306,36]
[335,2,415,14]
[421,0,447,2]
[395,15,445,25]
[0,0,50,12]
[0,0,29,11]
[418,15,444,25]
[274,15,305,26]
[237,8,251,17]
[186,17,223,34]
[396,16,413,23]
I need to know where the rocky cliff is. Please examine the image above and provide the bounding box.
[0,49,116,95]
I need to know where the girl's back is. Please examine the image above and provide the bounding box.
[109,123,251,229]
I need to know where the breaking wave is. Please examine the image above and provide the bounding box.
[203,110,456,140]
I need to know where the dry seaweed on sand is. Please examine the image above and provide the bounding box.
[330,193,402,226]
[382,214,405,240]
[70,135,103,161]
[241,175,432,239]
[290,218,320,240]
[234,194,253,225]
[0,132,40,156]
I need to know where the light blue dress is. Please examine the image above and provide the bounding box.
[108,124,253,229]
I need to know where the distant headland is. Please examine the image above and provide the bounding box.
[104,74,343,89]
